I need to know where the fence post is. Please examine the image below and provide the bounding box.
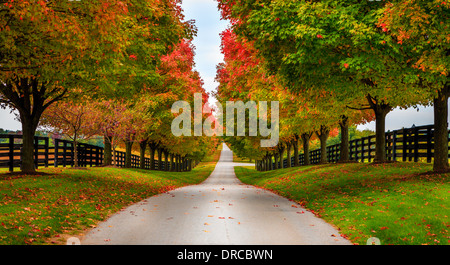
[386,132,392,161]
[70,142,74,167]
[95,146,100,166]
[62,141,67,167]
[8,135,14,172]
[44,137,49,168]
[89,146,93,167]
[54,139,59,167]
[349,140,353,161]
[408,128,413,162]
[427,127,432,163]
[414,126,419,162]
[34,136,39,169]
[402,129,407,162]
[392,131,398,161]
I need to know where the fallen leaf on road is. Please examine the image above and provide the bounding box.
[204,223,210,226]
[208,215,214,217]
[218,217,225,219]
[296,211,305,214]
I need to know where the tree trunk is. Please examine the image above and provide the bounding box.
[157,147,163,170]
[181,157,185,171]
[339,115,350,162]
[367,94,391,163]
[374,109,388,163]
[433,86,450,172]
[293,135,299,167]
[149,143,156,170]
[278,143,285,168]
[19,110,42,173]
[139,140,147,169]
[316,125,330,164]
[73,139,79,167]
[103,135,112,166]
[301,132,312,165]
[266,153,271,170]
[170,153,175,172]
[274,153,278,170]
[163,149,169,171]
[124,140,133,168]
[111,138,116,166]
[286,142,292,168]
[20,116,37,173]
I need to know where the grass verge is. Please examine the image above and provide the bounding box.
[0,151,220,245]
[234,162,449,245]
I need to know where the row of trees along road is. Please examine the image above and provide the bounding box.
[0,0,219,173]
[216,0,449,173]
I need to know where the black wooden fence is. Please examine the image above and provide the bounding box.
[0,135,189,172]
[260,124,449,170]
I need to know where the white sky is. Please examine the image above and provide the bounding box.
[0,0,444,132]
[181,0,229,104]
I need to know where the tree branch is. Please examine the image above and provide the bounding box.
[346,104,372,111]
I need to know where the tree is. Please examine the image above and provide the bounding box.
[379,0,450,171]
[0,0,193,173]
[218,0,430,163]
[93,99,128,167]
[0,0,133,172]
[39,98,99,167]
[215,24,372,168]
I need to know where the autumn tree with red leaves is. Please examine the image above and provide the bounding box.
[39,98,100,168]
[0,0,193,173]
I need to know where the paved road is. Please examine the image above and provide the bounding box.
[82,143,351,245]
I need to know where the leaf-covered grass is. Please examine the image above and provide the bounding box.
[0,160,217,245]
[234,162,449,245]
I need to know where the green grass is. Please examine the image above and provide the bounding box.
[234,162,449,245]
[0,158,218,245]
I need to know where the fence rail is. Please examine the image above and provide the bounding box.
[0,134,190,172]
[263,124,449,170]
